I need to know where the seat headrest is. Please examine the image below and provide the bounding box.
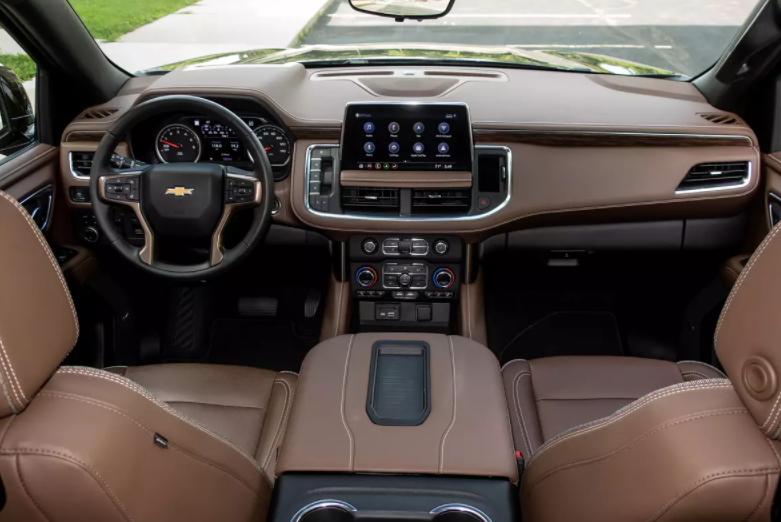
[0,190,78,417]
[717,221,781,437]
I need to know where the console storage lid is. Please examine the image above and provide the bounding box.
[277,333,518,483]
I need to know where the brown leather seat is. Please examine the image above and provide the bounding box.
[503,227,781,521]
[0,189,297,522]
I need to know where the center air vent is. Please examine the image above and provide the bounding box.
[342,187,399,213]
[412,189,471,215]
[70,151,95,177]
[677,162,750,192]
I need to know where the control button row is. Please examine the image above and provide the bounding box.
[382,238,429,256]
[356,290,386,298]
[384,263,427,274]
[391,291,419,300]
[424,291,455,299]
[104,176,140,202]
[225,178,255,204]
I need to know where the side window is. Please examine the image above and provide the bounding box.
[0,26,35,161]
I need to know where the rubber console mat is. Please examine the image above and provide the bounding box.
[499,311,623,365]
[207,318,318,372]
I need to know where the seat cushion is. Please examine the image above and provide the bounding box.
[110,363,297,483]
[502,356,724,458]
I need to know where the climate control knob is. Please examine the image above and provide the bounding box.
[356,267,377,287]
[433,268,455,289]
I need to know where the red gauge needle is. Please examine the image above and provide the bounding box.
[160,140,180,148]
[264,147,271,151]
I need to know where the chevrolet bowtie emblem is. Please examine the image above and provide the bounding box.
[165,187,194,197]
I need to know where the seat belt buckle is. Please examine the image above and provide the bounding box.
[515,450,525,482]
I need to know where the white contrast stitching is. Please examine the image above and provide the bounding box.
[676,360,726,378]
[532,380,732,462]
[261,378,292,470]
[0,335,23,409]
[56,367,265,476]
[0,191,79,341]
[680,371,709,381]
[439,336,458,473]
[0,363,17,414]
[512,371,533,458]
[340,335,356,471]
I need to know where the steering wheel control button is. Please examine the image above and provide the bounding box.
[388,122,400,133]
[364,142,376,153]
[433,268,455,289]
[413,122,425,134]
[413,142,425,154]
[434,240,449,255]
[438,122,450,134]
[224,177,256,204]
[362,238,378,254]
[477,196,492,211]
[388,142,400,154]
[356,267,378,288]
[363,122,375,134]
[104,176,140,202]
[438,143,450,154]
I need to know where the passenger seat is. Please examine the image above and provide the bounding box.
[503,223,781,521]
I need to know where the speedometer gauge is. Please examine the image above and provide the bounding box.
[156,124,201,163]
[253,125,291,166]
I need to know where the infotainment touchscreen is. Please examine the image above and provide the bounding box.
[341,103,472,172]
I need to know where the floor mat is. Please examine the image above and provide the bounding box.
[499,311,623,364]
[207,318,318,372]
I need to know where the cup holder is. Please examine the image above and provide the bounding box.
[430,504,491,522]
[293,500,357,522]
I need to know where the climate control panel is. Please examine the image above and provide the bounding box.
[350,261,459,299]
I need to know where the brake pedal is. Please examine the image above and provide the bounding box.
[238,297,278,317]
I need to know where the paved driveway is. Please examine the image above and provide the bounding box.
[304,0,760,76]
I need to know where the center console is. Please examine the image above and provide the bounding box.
[271,333,518,522]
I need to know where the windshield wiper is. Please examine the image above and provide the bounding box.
[298,57,595,74]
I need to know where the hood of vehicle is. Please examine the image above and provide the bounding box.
[141,43,681,77]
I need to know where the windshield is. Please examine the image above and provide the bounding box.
[66,0,761,78]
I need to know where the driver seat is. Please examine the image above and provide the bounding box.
[0,190,296,522]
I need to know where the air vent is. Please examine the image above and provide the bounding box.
[698,113,740,125]
[412,189,471,215]
[677,162,750,192]
[65,131,105,142]
[342,187,399,213]
[70,151,94,177]
[78,108,118,120]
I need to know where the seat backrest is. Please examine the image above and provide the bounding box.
[521,222,781,521]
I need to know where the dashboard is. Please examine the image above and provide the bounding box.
[60,64,761,242]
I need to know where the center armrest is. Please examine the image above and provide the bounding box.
[277,333,518,483]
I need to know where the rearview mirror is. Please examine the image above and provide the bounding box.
[348,0,455,21]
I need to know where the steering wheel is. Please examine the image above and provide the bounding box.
[89,95,274,281]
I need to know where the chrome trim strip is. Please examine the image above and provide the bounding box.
[674,161,752,195]
[291,500,357,522]
[430,503,492,522]
[304,144,512,222]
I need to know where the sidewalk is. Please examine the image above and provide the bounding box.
[101,0,336,72]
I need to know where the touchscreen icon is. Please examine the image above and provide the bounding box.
[413,122,425,134]
[413,142,425,154]
[388,142,400,153]
[438,122,450,134]
[363,122,375,133]
[438,143,450,154]
[388,122,400,133]
[364,142,376,153]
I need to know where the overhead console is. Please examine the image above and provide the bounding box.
[306,102,510,220]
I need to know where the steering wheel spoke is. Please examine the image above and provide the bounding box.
[211,172,263,266]
[98,171,154,265]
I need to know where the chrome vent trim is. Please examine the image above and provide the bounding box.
[69,151,94,179]
[341,187,400,212]
[676,161,751,194]
[78,107,118,120]
[698,113,740,125]
[412,189,471,215]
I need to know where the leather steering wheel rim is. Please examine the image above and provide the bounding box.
[89,95,275,281]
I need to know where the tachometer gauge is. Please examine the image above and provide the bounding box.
[156,124,201,163]
[253,125,291,166]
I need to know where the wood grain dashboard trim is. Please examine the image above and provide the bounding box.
[291,127,341,140]
[472,129,754,147]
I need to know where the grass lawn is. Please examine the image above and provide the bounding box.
[70,0,201,42]
[0,54,36,82]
